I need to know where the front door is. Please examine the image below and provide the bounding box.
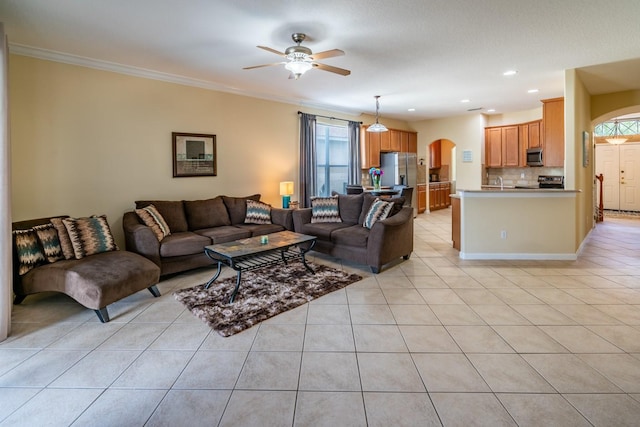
[619,144,640,211]
[596,144,620,209]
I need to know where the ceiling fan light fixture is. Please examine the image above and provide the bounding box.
[284,60,312,78]
[605,119,628,145]
[367,95,388,133]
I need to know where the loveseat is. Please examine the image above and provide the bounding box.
[123,194,294,277]
[12,216,161,323]
[292,193,413,273]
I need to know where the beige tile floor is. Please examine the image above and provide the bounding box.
[1,209,640,426]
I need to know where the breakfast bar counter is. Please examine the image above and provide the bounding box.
[452,189,581,260]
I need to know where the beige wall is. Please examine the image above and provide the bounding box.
[485,107,543,127]
[8,55,374,245]
[565,69,594,249]
[591,90,640,122]
[412,114,486,190]
[459,192,577,258]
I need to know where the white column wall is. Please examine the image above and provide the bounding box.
[1,23,12,341]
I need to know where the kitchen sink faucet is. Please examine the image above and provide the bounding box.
[496,176,503,190]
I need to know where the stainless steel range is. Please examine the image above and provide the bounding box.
[538,175,564,189]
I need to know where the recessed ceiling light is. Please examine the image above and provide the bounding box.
[527,89,539,93]
[503,70,518,76]
[407,108,415,112]
[487,109,496,113]
[461,99,470,103]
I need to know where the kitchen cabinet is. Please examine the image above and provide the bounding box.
[518,120,542,166]
[428,182,451,211]
[388,130,402,152]
[362,128,418,169]
[485,126,518,167]
[408,132,418,153]
[542,97,564,167]
[360,126,381,169]
[452,196,460,250]
[429,140,442,168]
[379,130,391,152]
[417,184,427,213]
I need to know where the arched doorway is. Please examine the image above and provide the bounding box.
[426,139,456,212]
[594,112,640,217]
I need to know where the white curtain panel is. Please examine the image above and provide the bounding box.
[0,23,12,341]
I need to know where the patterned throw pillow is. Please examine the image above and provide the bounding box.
[245,200,272,224]
[363,198,394,229]
[12,228,46,275]
[33,223,65,263]
[62,215,118,259]
[311,196,342,223]
[136,204,171,241]
[51,217,75,260]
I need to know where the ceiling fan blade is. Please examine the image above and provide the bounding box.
[243,62,284,70]
[257,46,286,57]
[312,62,351,76]
[308,49,345,61]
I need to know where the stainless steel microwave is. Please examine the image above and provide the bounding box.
[526,147,543,166]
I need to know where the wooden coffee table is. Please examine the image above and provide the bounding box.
[203,230,317,303]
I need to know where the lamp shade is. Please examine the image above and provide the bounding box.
[279,181,294,196]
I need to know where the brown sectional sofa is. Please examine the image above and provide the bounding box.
[123,194,294,277]
[292,193,414,273]
[12,216,161,323]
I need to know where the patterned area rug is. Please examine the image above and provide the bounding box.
[174,262,362,337]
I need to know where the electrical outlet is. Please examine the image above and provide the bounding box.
[500,230,507,239]
[520,172,525,179]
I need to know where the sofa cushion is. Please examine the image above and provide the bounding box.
[63,215,119,259]
[12,228,46,275]
[334,193,364,224]
[245,200,272,224]
[234,223,285,236]
[51,217,75,259]
[135,200,189,232]
[363,198,394,229]
[296,222,351,242]
[311,196,342,223]
[194,226,252,244]
[184,196,231,230]
[222,194,261,225]
[135,204,171,241]
[159,232,211,257]
[33,223,65,263]
[332,224,370,247]
[359,194,405,225]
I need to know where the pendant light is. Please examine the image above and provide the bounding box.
[367,95,388,132]
[605,120,627,145]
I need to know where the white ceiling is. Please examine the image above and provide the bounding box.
[2,0,640,121]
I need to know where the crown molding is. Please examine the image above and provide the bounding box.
[8,43,363,117]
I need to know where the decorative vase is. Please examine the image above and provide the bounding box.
[372,175,381,190]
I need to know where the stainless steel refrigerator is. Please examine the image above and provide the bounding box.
[380,152,417,208]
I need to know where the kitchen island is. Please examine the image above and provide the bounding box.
[452,188,581,260]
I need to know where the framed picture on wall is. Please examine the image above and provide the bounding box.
[582,131,589,168]
[172,132,217,177]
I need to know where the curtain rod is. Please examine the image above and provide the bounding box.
[297,111,362,124]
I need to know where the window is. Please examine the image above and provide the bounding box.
[315,123,349,196]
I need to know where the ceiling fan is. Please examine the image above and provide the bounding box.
[243,33,351,80]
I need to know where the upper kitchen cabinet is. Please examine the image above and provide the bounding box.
[362,128,418,169]
[542,97,564,167]
[485,126,518,167]
[379,129,391,152]
[429,140,442,168]
[518,120,542,166]
[407,132,418,153]
[360,126,381,169]
[388,130,402,152]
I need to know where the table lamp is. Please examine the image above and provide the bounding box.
[279,181,294,208]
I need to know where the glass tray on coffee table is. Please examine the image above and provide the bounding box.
[203,230,317,303]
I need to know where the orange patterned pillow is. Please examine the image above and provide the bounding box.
[136,204,171,241]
